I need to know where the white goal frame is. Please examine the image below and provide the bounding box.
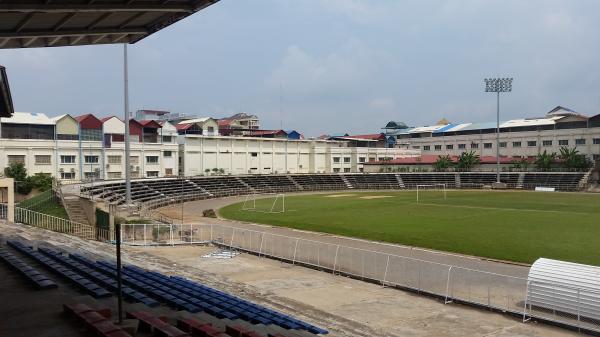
[241,193,286,213]
[416,184,447,203]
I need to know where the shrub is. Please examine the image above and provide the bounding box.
[202,209,217,218]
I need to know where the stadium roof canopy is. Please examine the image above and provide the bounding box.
[0,0,218,49]
[0,66,13,117]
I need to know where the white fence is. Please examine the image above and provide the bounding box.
[120,223,600,333]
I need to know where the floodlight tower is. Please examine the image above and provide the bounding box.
[484,78,513,183]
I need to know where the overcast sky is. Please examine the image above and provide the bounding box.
[2,0,600,136]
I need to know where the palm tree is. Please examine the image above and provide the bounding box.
[457,151,480,171]
[534,150,556,170]
[434,155,454,171]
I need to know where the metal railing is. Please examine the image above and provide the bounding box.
[118,223,600,334]
[13,206,102,241]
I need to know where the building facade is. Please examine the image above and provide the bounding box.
[390,107,600,161]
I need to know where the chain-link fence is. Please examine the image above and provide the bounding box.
[118,223,600,334]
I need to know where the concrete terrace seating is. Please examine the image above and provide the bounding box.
[522,172,584,191]
[343,174,400,189]
[399,173,456,188]
[79,172,588,207]
[7,241,111,298]
[0,247,58,289]
[459,173,520,188]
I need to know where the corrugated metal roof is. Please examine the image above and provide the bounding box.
[409,124,447,133]
[0,111,54,125]
[500,117,558,128]
[179,117,214,124]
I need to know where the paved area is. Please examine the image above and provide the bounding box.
[0,220,578,337]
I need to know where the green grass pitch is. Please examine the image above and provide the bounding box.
[218,190,600,265]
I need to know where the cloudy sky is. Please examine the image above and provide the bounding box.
[2,0,600,136]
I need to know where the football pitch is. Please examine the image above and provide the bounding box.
[218,190,600,265]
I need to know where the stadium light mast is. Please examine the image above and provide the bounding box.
[484,78,513,184]
[124,43,131,204]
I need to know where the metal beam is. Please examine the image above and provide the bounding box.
[91,34,106,44]
[22,37,38,47]
[86,12,112,30]
[69,35,85,45]
[53,13,76,31]
[119,11,146,29]
[47,35,63,46]
[0,28,148,39]
[15,13,35,32]
[0,4,193,13]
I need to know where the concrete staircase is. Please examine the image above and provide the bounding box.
[516,173,525,189]
[578,170,593,190]
[235,177,256,193]
[287,175,304,191]
[394,174,405,188]
[187,179,213,197]
[62,196,90,226]
[454,173,461,189]
[339,175,354,189]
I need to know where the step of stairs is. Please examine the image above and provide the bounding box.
[62,196,90,226]
[394,174,405,188]
[339,175,354,189]
[287,175,304,191]
[516,173,525,189]
[455,173,461,189]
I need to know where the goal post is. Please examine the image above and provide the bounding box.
[416,184,447,203]
[241,193,286,213]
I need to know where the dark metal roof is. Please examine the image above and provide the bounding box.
[0,65,14,117]
[0,0,219,49]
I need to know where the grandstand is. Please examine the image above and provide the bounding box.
[80,172,587,207]
[2,238,327,336]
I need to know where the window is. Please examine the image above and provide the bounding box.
[559,139,569,146]
[423,145,431,151]
[542,140,552,147]
[333,168,340,173]
[434,145,442,150]
[471,143,479,149]
[412,146,420,149]
[165,168,173,176]
[80,128,102,141]
[594,138,600,145]
[333,157,340,163]
[84,155,99,164]
[343,168,351,173]
[575,138,586,145]
[484,143,492,149]
[343,157,351,163]
[162,136,173,143]
[146,171,159,177]
[107,172,121,179]
[7,155,25,165]
[513,141,521,148]
[146,156,159,164]
[527,141,537,147]
[446,144,453,150]
[84,171,100,179]
[130,156,139,164]
[163,151,173,158]
[107,155,121,164]
[57,134,78,140]
[499,142,507,148]
[35,155,51,165]
[358,157,366,163]
[60,172,75,179]
[207,127,214,134]
[458,144,466,149]
[60,155,76,164]
[251,152,258,157]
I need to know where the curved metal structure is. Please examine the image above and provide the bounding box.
[527,258,600,322]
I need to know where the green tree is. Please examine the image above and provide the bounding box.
[218,168,225,175]
[204,168,210,175]
[534,150,556,170]
[559,147,592,171]
[434,155,454,171]
[457,151,480,171]
[29,173,53,191]
[4,162,33,194]
[510,157,530,171]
